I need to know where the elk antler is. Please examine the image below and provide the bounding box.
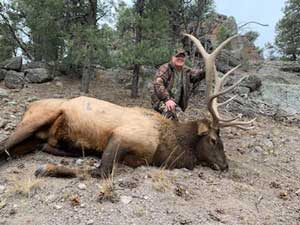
[183,33,255,130]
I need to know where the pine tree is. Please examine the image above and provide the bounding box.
[275,0,300,60]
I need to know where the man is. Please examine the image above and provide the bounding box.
[151,48,205,120]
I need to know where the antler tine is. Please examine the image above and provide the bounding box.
[220,118,257,129]
[208,75,247,101]
[220,64,241,83]
[218,95,238,107]
[182,33,209,59]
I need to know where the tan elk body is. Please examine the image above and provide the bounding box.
[0,34,255,178]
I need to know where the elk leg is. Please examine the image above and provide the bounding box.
[1,136,43,159]
[35,163,79,178]
[91,137,126,178]
[41,144,82,157]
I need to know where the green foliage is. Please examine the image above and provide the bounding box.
[275,0,300,60]
[12,0,65,61]
[0,24,15,61]
[116,2,172,67]
[64,24,117,68]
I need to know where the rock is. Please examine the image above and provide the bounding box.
[25,68,52,83]
[78,183,87,190]
[0,200,6,209]
[75,159,84,166]
[4,71,25,89]
[27,96,40,102]
[253,145,264,153]
[120,195,132,204]
[261,83,300,115]
[241,75,262,92]
[0,69,6,81]
[237,86,250,96]
[55,81,64,88]
[0,57,22,71]
[0,119,8,129]
[45,194,57,203]
[23,61,48,70]
[54,205,63,210]
[295,189,300,196]
[87,220,94,225]
[262,139,274,148]
[0,88,9,97]
[0,185,6,194]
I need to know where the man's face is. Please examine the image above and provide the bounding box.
[172,54,185,69]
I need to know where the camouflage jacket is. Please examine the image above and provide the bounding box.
[151,62,205,111]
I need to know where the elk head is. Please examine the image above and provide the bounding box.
[183,33,256,171]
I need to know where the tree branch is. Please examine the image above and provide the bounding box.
[238,21,269,29]
[0,13,33,60]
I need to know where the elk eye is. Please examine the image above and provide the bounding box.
[198,131,209,137]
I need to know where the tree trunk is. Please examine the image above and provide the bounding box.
[131,0,145,98]
[80,45,91,93]
[131,64,140,98]
[79,0,97,93]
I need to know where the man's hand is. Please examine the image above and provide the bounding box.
[165,99,176,111]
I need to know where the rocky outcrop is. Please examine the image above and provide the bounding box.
[187,14,263,65]
[0,57,53,88]
[225,61,300,119]
[0,57,23,72]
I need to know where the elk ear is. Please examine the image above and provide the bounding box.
[197,122,209,136]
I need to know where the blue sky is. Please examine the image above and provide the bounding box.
[214,0,286,48]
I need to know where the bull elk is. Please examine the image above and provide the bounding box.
[0,33,255,178]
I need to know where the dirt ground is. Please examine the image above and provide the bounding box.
[0,69,299,225]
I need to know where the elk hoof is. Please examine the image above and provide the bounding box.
[91,169,109,179]
[34,164,48,177]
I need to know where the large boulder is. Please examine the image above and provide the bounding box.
[0,57,22,71]
[4,71,25,89]
[24,68,52,83]
[261,83,300,115]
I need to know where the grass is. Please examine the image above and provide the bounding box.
[150,169,172,192]
[9,175,41,198]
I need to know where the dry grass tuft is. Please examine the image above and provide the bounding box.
[98,176,118,203]
[9,175,41,197]
[150,169,172,192]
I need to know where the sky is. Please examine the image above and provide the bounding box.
[214,0,286,48]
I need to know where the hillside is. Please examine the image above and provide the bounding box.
[0,61,299,225]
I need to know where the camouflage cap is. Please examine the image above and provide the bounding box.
[174,48,186,57]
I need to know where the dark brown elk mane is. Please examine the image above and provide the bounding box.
[153,120,200,169]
